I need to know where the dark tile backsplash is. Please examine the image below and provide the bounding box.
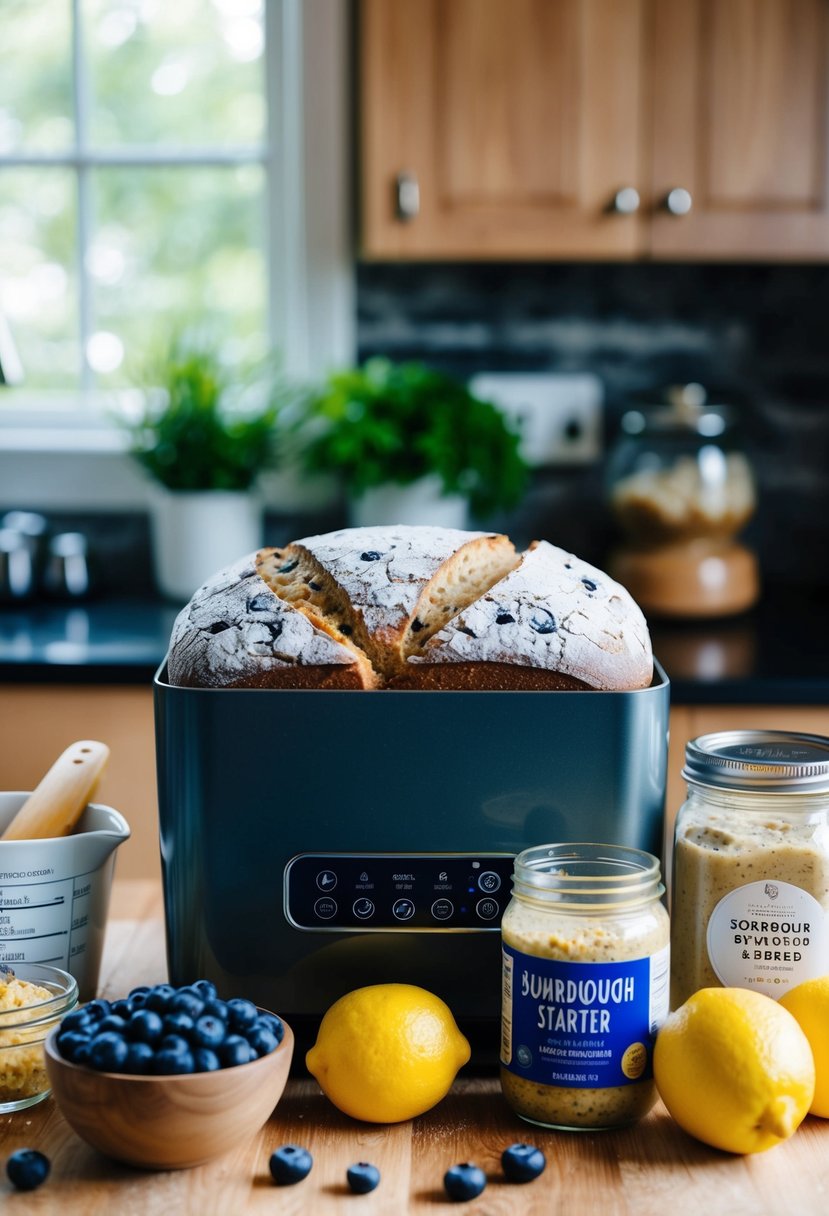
[357,262,829,585]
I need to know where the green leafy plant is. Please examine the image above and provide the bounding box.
[124,332,288,491]
[298,358,529,517]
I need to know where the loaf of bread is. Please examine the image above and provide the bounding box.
[167,525,653,691]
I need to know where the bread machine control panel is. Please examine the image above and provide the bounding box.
[284,853,514,932]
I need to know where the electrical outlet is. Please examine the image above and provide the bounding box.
[470,373,603,467]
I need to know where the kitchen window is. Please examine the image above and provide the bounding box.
[0,0,352,466]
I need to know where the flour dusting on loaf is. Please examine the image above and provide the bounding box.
[410,540,653,690]
[166,527,653,692]
[167,552,371,689]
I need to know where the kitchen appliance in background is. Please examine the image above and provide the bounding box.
[607,385,759,618]
[154,666,669,1062]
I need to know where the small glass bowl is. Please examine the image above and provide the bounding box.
[0,963,79,1112]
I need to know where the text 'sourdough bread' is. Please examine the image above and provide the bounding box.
[166,527,653,691]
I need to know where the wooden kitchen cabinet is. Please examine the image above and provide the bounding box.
[0,684,160,883]
[360,0,829,261]
[360,0,648,259]
[650,0,829,259]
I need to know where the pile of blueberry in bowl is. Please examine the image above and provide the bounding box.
[43,980,294,1170]
[54,980,284,1075]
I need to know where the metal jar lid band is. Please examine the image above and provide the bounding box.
[682,730,829,793]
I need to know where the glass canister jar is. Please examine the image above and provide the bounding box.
[670,730,829,1010]
[606,384,759,618]
[500,843,669,1131]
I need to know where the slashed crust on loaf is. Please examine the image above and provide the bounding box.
[407,540,653,691]
[166,551,376,689]
[277,525,519,677]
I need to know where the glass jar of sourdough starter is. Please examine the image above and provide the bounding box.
[500,843,670,1131]
[670,730,829,1010]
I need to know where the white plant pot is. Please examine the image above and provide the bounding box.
[349,476,468,530]
[149,489,263,602]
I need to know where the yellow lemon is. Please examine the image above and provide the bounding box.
[305,983,471,1123]
[780,976,829,1117]
[653,987,815,1154]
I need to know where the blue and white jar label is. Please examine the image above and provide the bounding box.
[501,943,669,1089]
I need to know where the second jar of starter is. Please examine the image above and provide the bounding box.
[500,843,670,1131]
[670,730,829,1010]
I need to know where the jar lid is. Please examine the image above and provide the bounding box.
[683,730,829,793]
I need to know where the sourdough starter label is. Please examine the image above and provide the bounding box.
[501,944,669,1089]
[706,880,828,998]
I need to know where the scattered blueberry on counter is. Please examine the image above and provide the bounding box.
[6,1149,50,1192]
[347,1162,381,1194]
[55,982,284,1075]
[501,1142,546,1183]
[269,1145,314,1185]
[443,1163,487,1202]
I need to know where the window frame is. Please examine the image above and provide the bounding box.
[0,0,353,485]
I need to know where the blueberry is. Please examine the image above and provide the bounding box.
[269,1145,313,1185]
[221,1035,254,1067]
[169,991,205,1020]
[581,578,597,592]
[495,612,515,625]
[59,1009,92,1035]
[192,979,217,1001]
[84,998,111,1022]
[203,998,230,1021]
[227,998,258,1033]
[111,998,133,1019]
[152,1046,195,1075]
[56,1031,93,1064]
[145,984,176,1013]
[192,1015,226,1049]
[160,1034,191,1056]
[501,1143,546,1183]
[529,609,557,635]
[443,1163,486,1202]
[346,1162,380,1194]
[360,551,383,562]
[163,1012,195,1039]
[128,985,152,1008]
[193,1047,221,1072]
[255,1012,284,1043]
[123,1041,154,1075]
[89,1032,129,1073]
[6,1149,50,1191]
[127,1009,164,1045]
[246,1026,278,1057]
[97,1014,128,1035]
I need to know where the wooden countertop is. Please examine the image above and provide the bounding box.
[2,881,828,1214]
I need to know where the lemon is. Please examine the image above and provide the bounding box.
[653,987,815,1154]
[305,983,471,1123]
[780,976,829,1117]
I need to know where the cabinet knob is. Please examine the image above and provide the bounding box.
[395,172,420,222]
[664,187,693,216]
[610,187,641,215]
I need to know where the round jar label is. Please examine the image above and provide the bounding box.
[706,880,829,998]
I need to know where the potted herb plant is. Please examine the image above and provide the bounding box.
[125,332,287,600]
[297,358,528,528]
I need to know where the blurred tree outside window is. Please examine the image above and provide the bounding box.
[0,0,269,395]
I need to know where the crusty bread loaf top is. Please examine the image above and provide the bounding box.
[410,539,653,691]
[166,526,653,691]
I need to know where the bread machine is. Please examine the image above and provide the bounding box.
[154,662,669,1059]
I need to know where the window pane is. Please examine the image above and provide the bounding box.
[83,0,266,148]
[0,0,73,152]
[0,168,79,389]
[89,164,267,386]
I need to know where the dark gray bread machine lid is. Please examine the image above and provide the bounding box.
[683,730,829,794]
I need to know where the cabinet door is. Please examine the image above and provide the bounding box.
[650,0,829,259]
[360,0,647,259]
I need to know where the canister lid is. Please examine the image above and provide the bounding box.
[683,730,829,793]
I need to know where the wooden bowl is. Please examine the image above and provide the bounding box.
[44,1017,293,1170]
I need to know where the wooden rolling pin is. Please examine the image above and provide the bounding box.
[1,740,110,841]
